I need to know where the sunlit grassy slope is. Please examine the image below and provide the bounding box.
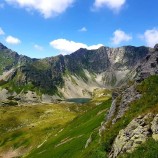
[0,89,111,158]
[0,103,78,156]
[26,99,111,158]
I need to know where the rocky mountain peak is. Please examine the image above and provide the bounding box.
[0,42,8,50]
[154,43,158,51]
[0,42,152,102]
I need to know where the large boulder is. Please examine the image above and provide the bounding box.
[109,113,158,158]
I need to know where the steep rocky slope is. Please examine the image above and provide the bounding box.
[136,43,158,82]
[99,44,158,158]
[109,113,158,158]
[0,43,150,103]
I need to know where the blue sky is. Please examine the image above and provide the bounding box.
[0,0,158,58]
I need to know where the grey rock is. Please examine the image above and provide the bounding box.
[151,114,158,140]
[85,134,92,148]
[109,113,155,158]
[106,85,142,124]
[0,43,8,50]
[154,43,158,51]
[135,44,158,82]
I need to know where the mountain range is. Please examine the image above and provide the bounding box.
[0,42,151,104]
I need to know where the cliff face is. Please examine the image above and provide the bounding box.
[109,113,158,158]
[0,43,150,103]
[136,44,158,82]
[98,44,158,158]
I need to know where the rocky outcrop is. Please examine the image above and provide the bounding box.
[109,113,158,158]
[85,134,92,148]
[136,44,158,82]
[154,44,158,51]
[151,114,158,141]
[97,44,158,157]
[0,88,61,104]
[106,85,142,124]
[99,81,142,141]
[0,43,8,50]
[101,44,158,127]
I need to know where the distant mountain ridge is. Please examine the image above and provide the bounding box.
[0,42,151,103]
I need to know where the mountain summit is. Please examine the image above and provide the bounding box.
[0,43,150,103]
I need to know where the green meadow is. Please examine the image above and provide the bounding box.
[0,89,111,158]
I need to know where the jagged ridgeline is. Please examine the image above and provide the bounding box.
[0,43,150,103]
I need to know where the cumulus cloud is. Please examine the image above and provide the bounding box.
[50,39,103,54]
[79,27,87,32]
[0,27,5,35]
[142,28,158,47]
[34,44,44,51]
[111,29,132,45]
[93,0,126,11]
[88,44,104,50]
[5,36,21,45]
[5,0,75,18]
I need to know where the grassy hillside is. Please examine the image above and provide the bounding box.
[0,89,111,158]
[26,99,111,158]
[0,51,16,74]
[101,75,158,157]
[0,103,78,157]
[2,75,158,158]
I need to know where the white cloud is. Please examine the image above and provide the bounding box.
[93,0,126,11]
[5,36,21,45]
[5,0,75,18]
[79,27,87,32]
[111,29,132,45]
[142,28,158,47]
[34,44,43,51]
[50,39,103,54]
[0,27,5,35]
[88,44,104,50]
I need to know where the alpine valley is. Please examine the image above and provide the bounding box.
[1,42,158,158]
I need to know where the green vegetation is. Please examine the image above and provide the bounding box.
[64,68,88,82]
[120,138,158,158]
[1,81,36,94]
[63,69,78,85]
[0,103,78,156]
[102,75,158,155]
[0,51,15,74]
[102,74,117,86]
[2,75,158,158]
[1,78,59,97]
[0,93,111,158]
[92,88,112,102]
[75,69,88,81]
[32,60,50,71]
[26,99,111,158]
[111,74,117,86]
[89,72,97,82]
